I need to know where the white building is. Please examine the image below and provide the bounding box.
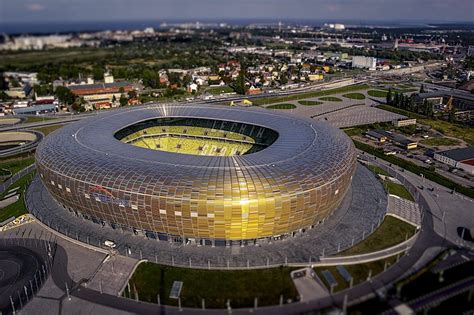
[352,56,377,70]
[104,72,114,84]
[434,147,474,175]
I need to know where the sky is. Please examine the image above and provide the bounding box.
[1,0,473,24]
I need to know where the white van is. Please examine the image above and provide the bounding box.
[104,240,116,248]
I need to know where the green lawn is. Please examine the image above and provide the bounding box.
[206,86,234,95]
[366,164,390,177]
[24,116,56,123]
[0,171,35,222]
[315,255,400,293]
[319,96,342,102]
[267,103,296,110]
[124,263,298,308]
[420,137,461,147]
[32,124,64,136]
[337,216,416,256]
[0,156,35,180]
[343,93,366,100]
[367,90,388,98]
[385,181,415,201]
[253,84,369,105]
[365,164,414,201]
[297,100,323,106]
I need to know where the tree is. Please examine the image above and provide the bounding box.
[128,90,137,99]
[182,75,192,86]
[393,92,400,108]
[419,84,425,94]
[386,88,392,105]
[92,66,104,81]
[55,86,75,105]
[235,71,247,95]
[119,95,128,107]
[0,91,9,101]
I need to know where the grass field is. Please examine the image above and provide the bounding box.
[206,86,234,95]
[367,90,388,98]
[319,96,343,102]
[0,172,35,222]
[32,124,65,136]
[134,136,253,156]
[315,255,400,293]
[124,263,298,308]
[377,104,474,146]
[267,103,296,109]
[24,116,56,123]
[337,216,416,256]
[0,48,115,68]
[420,137,461,147]
[253,84,369,105]
[343,93,366,100]
[385,181,415,201]
[0,156,35,180]
[366,164,390,177]
[297,100,323,106]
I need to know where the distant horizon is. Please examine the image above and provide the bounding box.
[1,18,474,35]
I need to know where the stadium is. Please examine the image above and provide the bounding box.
[35,104,357,245]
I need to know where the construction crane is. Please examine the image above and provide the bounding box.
[445,95,454,113]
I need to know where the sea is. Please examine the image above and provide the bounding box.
[0,19,458,36]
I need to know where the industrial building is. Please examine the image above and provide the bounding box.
[365,129,417,150]
[352,56,377,70]
[434,147,474,175]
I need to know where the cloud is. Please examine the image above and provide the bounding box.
[25,3,46,11]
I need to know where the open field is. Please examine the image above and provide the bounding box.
[267,103,297,109]
[343,93,366,100]
[319,96,343,102]
[253,84,370,105]
[337,216,416,256]
[377,104,474,146]
[420,137,461,147]
[124,263,298,308]
[297,100,323,106]
[0,48,115,68]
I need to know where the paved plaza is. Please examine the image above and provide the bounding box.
[27,164,387,269]
[264,90,405,128]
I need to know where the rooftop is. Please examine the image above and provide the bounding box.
[437,147,474,162]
